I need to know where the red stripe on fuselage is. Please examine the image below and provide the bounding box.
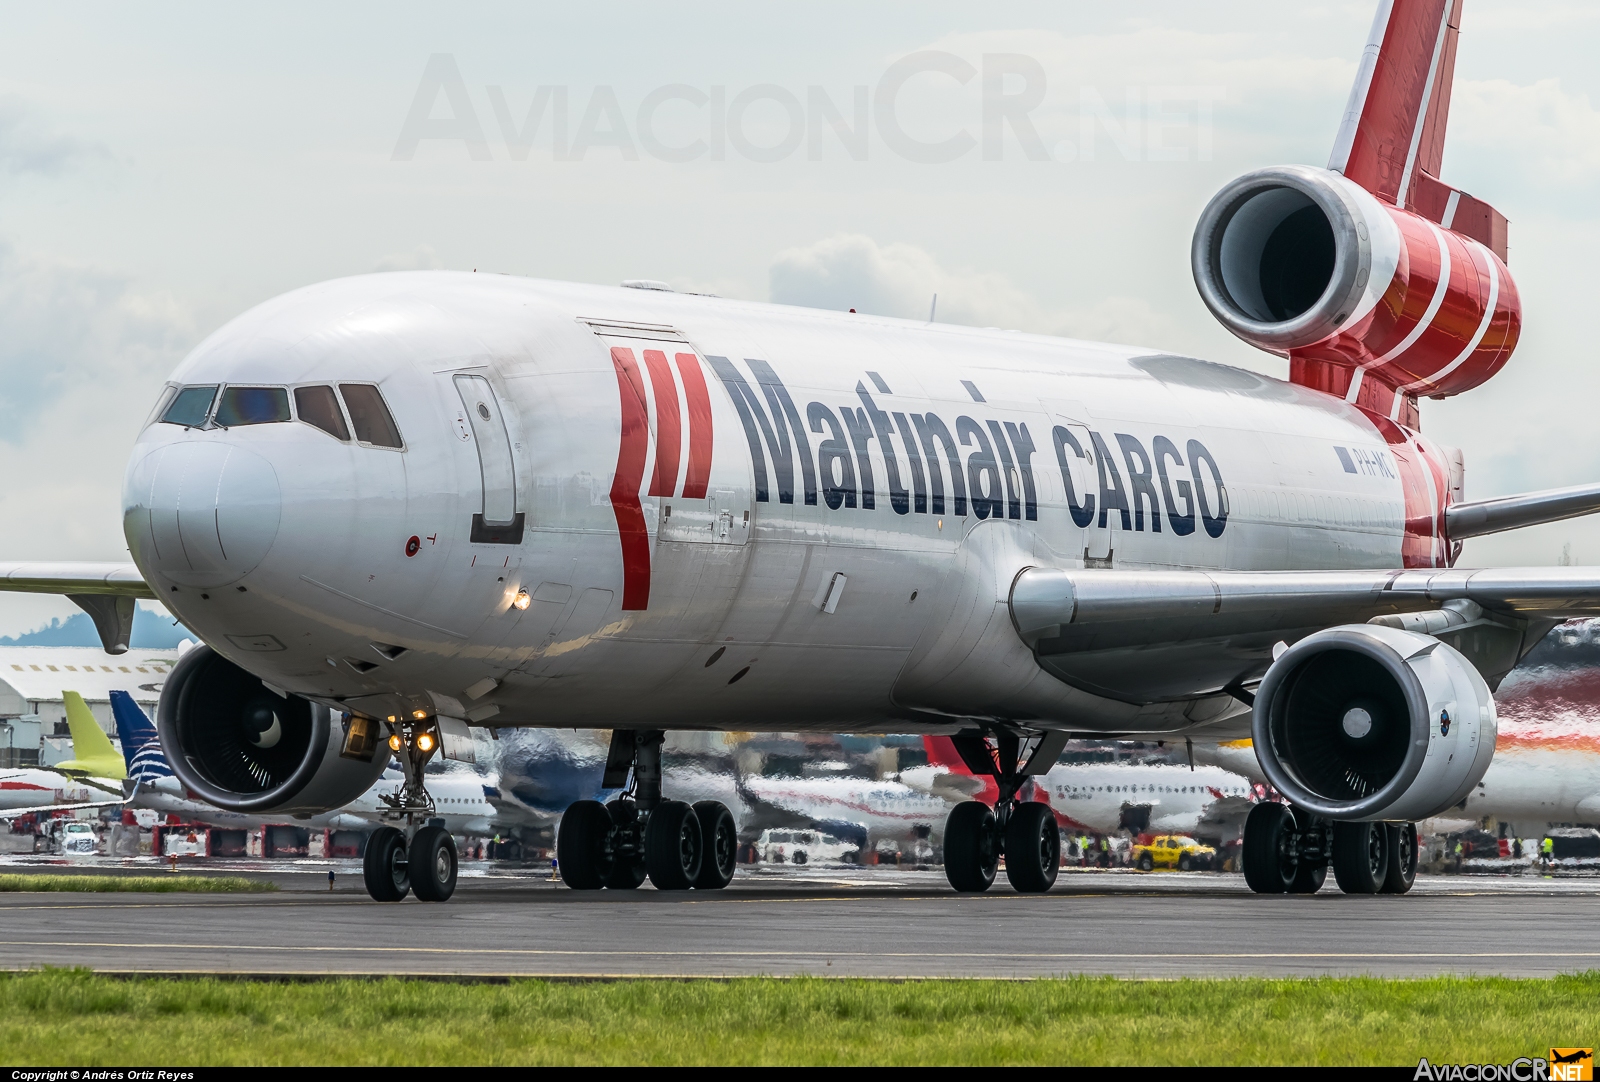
[676,352,714,500]
[1363,409,1448,568]
[609,347,653,610]
[642,349,682,498]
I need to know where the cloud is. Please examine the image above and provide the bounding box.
[0,96,106,177]
[0,241,193,443]
[769,232,1177,348]
[371,244,445,272]
[1449,78,1600,193]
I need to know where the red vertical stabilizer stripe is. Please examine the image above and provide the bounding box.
[610,346,652,610]
[676,352,714,499]
[642,349,681,498]
[1342,0,1452,204]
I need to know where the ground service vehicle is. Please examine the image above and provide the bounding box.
[1133,835,1216,873]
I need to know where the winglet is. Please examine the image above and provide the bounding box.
[1329,0,1507,261]
[53,690,127,781]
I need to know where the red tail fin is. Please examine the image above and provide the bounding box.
[1329,0,1506,261]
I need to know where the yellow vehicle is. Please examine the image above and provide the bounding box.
[1133,834,1215,872]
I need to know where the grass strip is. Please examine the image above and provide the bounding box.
[1,970,1595,1066]
[0,874,275,894]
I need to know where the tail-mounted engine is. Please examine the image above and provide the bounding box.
[157,644,388,814]
[1193,165,1519,429]
[1251,623,1495,822]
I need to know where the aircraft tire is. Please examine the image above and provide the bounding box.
[557,799,615,891]
[603,799,647,890]
[409,825,458,902]
[1381,822,1418,894]
[644,799,703,891]
[362,826,409,902]
[1288,862,1327,893]
[1241,802,1297,894]
[943,801,998,893]
[691,801,737,890]
[1003,801,1059,893]
[1331,820,1389,894]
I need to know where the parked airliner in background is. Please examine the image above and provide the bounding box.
[919,736,1254,839]
[5,0,1600,910]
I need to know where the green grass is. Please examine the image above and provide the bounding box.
[1,970,1595,1065]
[0,874,275,894]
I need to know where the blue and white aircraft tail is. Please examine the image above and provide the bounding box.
[110,690,172,786]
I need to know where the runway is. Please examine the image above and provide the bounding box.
[4,864,1600,978]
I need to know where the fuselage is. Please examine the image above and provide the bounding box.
[0,770,103,813]
[122,272,1451,737]
[129,767,501,836]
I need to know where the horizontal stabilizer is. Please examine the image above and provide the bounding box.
[1445,482,1600,540]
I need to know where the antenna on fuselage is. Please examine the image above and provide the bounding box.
[928,293,938,323]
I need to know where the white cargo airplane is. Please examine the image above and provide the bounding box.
[5,0,1600,905]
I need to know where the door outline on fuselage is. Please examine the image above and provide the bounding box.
[582,318,752,550]
[453,372,520,531]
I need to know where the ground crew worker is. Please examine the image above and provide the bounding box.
[1542,836,1555,866]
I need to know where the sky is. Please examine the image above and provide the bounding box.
[2,1,1599,637]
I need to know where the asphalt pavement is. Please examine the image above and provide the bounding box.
[2,859,1597,978]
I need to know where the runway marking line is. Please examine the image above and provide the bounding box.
[2,941,1598,961]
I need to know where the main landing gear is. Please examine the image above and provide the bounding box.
[941,730,1069,894]
[1241,803,1417,895]
[556,729,738,892]
[361,714,459,902]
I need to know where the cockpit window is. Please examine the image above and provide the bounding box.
[294,385,350,441]
[339,384,404,448]
[214,386,292,427]
[160,385,219,427]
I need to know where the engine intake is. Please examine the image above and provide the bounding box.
[157,644,387,814]
[1251,624,1495,822]
[1192,165,1519,421]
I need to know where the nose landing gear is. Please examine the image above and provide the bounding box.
[1241,803,1417,895]
[360,715,459,902]
[940,730,1069,894]
[556,730,737,892]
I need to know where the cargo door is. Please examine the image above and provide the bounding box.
[586,320,752,549]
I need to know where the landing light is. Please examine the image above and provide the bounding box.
[388,734,403,752]
[416,732,437,753]
[412,709,428,719]
[513,589,531,610]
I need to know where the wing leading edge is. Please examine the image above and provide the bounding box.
[0,562,154,655]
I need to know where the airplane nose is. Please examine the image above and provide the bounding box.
[126,441,281,588]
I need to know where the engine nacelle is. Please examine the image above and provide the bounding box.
[157,644,388,815]
[1251,624,1496,822]
[1192,165,1519,420]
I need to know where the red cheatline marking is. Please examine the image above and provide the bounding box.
[610,347,652,611]
[676,352,713,500]
[642,349,681,498]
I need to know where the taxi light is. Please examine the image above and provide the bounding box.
[513,589,531,611]
[412,710,428,719]
[416,732,437,753]
[387,734,403,752]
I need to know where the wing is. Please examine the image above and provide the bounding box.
[0,562,154,654]
[1010,565,1600,706]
